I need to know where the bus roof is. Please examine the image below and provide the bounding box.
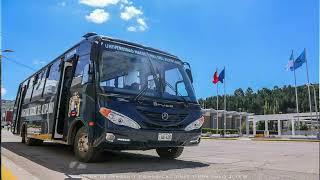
[19,33,183,85]
[100,36,179,59]
[83,32,180,60]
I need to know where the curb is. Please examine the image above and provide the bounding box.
[2,164,18,180]
[201,137,320,142]
[1,150,39,180]
[201,137,239,140]
[251,138,320,142]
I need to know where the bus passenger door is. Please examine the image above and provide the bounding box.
[53,60,75,139]
[12,85,27,134]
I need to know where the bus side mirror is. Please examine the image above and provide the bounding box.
[185,69,193,83]
[183,62,193,83]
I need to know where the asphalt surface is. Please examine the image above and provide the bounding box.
[1,129,319,180]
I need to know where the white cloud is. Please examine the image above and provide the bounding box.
[58,1,66,7]
[86,9,110,24]
[78,0,148,31]
[126,18,147,32]
[120,0,131,5]
[127,26,137,32]
[137,18,147,31]
[1,87,7,96]
[137,18,146,27]
[79,0,120,8]
[33,60,47,66]
[120,6,142,21]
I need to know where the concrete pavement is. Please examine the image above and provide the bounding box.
[1,129,319,180]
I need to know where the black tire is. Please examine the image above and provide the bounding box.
[74,127,98,162]
[21,127,26,143]
[24,130,43,146]
[156,147,184,159]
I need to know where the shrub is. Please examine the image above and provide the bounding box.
[201,128,239,134]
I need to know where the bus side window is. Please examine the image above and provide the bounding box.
[43,61,60,96]
[32,68,47,99]
[23,77,34,103]
[71,54,90,87]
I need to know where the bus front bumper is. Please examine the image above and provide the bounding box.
[94,128,201,150]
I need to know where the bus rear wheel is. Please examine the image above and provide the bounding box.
[24,130,43,146]
[74,127,98,162]
[156,147,184,159]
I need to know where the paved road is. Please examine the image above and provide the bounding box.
[1,130,319,180]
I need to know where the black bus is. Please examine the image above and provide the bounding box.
[12,33,203,162]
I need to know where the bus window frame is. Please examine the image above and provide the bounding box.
[29,74,38,102]
[32,68,48,101]
[41,65,51,97]
[23,78,34,103]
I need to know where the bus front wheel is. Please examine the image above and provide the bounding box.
[156,147,184,159]
[74,127,98,162]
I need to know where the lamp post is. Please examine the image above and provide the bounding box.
[310,83,319,135]
[238,108,242,136]
[0,49,14,102]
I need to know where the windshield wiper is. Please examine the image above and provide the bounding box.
[134,85,149,102]
[133,50,162,103]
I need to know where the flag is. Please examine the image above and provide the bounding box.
[285,51,295,71]
[293,49,306,70]
[218,68,225,83]
[212,71,219,84]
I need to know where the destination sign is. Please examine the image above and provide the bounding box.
[104,43,181,65]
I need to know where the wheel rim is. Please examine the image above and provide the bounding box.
[78,133,89,152]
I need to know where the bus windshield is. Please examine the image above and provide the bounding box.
[99,42,196,102]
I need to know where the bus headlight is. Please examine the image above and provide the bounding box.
[184,116,204,131]
[99,107,141,129]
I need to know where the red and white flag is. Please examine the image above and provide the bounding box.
[212,71,219,84]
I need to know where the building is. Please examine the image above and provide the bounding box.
[202,108,252,135]
[249,112,319,136]
[1,100,15,124]
[202,108,319,138]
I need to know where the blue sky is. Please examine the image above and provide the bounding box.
[1,0,319,100]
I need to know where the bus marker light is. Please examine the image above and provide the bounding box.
[88,121,94,126]
[99,107,111,118]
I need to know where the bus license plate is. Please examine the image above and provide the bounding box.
[158,133,172,141]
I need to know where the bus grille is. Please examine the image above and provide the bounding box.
[137,109,188,128]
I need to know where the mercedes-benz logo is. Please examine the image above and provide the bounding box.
[161,112,169,120]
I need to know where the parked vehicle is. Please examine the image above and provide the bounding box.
[12,33,203,162]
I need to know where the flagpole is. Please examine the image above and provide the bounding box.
[304,48,313,132]
[217,75,219,110]
[293,57,299,136]
[223,66,226,136]
[216,68,219,131]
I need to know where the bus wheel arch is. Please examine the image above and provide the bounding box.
[68,120,85,146]
[21,124,43,146]
[73,126,98,162]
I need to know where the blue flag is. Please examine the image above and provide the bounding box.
[285,51,295,71]
[292,49,306,70]
[218,68,225,83]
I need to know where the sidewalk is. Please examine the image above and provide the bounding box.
[1,149,39,180]
[201,133,320,142]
